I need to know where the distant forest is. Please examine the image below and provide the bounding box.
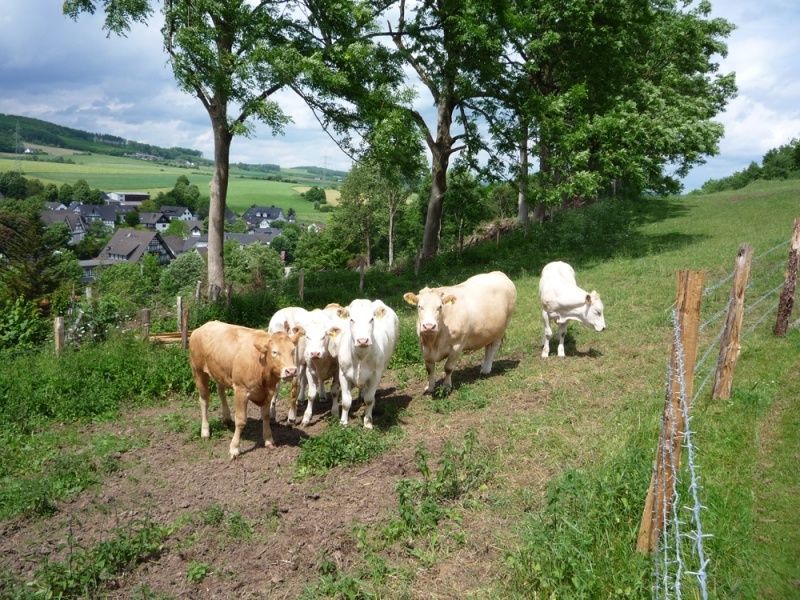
[0,113,203,163]
[698,138,800,193]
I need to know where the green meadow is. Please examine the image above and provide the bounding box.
[0,149,335,221]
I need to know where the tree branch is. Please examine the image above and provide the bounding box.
[233,82,284,126]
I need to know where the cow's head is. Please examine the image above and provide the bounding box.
[256,328,303,380]
[303,309,335,362]
[584,291,606,332]
[336,298,384,348]
[404,288,455,335]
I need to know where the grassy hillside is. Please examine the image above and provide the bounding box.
[0,179,798,598]
[0,150,333,221]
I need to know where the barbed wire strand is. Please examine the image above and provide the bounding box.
[752,239,790,264]
[699,298,732,332]
[667,320,684,598]
[744,282,784,316]
[744,300,780,337]
[674,315,710,600]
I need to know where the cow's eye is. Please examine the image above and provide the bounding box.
[272,350,278,356]
[350,318,354,324]
[369,317,374,324]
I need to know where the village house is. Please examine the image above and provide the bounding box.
[138,212,171,232]
[79,228,175,283]
[39,209,87,245]
[242,205,286,230]
[160,205,195,221]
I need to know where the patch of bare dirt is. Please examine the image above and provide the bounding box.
[0,353,557,599]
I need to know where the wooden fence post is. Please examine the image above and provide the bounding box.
[773,217,800,336]
[637,269,704,553]
[54,316,65,356]
[195,280,202,302]
[180,304,189,350]
[712,244,753,400]
[141,308,151,341]
[85,286,92,301]
[225,284,233,309]
[359,262,365,293]
[298,269,305,302]
[176,295,183,332]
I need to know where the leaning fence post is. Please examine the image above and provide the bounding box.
[637,269,704,554]
[54,316,65,356]
[180,303,189,350]
[298,269,305,302]
[176,295,183,332]
[195,279,202,302]
[712,244,753,399]
[773,217,800,336]
[225,284,233,309]
[141,308,151,341]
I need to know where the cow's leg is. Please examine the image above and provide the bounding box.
[195,370,212,439]
[424,359,437,394]
[269,382,281,423]
[337,371,353,426]
[361,378,379,429]
[481,338,502,374]
[287,374,299,425]
[218,384,232,424]
[260,401,275,449]
[301,368,316,426]
[443,352,460,391]
[557,322,568,358]
[229,386,248,459]
[541,309,552,358]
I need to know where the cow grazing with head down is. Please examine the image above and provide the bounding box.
[267,306,309,424]
[189,320,302,459]
[538,261,605,358]
[330,299,399,428]
[404,271,517,393]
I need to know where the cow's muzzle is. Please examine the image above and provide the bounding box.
[355,338,371,347]
[421,322,437,333]
[281,367,298,379]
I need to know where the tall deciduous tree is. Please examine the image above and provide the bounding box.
[65,0,294,300]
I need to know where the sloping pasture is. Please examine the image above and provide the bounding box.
[0,180,798,599]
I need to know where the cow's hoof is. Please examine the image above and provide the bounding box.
[229,448,241,460]
[201,427,210,439]
[363,420,373,430]
[300,418,311,427]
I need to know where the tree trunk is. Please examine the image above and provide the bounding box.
[365,231,371,267]
[207,116,232,302]
[420,96,455,261]
[517,117,529,226]
[388,205,395,268]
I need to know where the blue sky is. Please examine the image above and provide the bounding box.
[1,0,798,191]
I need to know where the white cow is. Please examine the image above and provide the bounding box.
[403,271,517,393]
[267,306,309,423]
[299,305,343,426]
[539,261,606,358]
[330,299,399,428]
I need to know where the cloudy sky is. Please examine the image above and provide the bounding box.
[1,1,798,191]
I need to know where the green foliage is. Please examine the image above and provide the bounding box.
[699,138,800,193]
[225,243,283,289]
[388,324,422,369]
[227,512,254,540]
[303,186,327,204]
[63,295,124,345]
[189,288,279,329]
[186,561,212,583]
[1,518,172,598]
[382,430,492,543]
[0,334,193,435]
[295,422,391,478]
[159,251,205,297]
[501,442,651,599]
[0,297,49,351]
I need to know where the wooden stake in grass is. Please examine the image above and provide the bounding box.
[141,308,151,342]
[180,304,189,350]
[637,269,704,554]
[54,316,65,357]
[712,244,753,400]
[773,217,800,337]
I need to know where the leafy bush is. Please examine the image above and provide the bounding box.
[189,289,279,329]
[0,298,49,351]
[159,251,206,297]
[388,323,422,369]
[0,334,193,434]
[295,422,390,477]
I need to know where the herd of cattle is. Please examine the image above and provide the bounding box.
[188,261,607,459]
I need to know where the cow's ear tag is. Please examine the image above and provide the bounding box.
[442,294,456,305]
[327,326,341,338]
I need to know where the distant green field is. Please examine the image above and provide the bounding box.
[0,152,332,221]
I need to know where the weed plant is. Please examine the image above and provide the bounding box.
[295,421,394,478]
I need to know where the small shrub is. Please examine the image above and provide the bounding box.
[0,298,49,351]
[186,560,211,583]
[295,422,390,478]
[199,503,225,526]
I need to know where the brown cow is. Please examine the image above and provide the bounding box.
[189,320,302,459]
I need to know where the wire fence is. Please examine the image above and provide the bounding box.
[651,238,797,600]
